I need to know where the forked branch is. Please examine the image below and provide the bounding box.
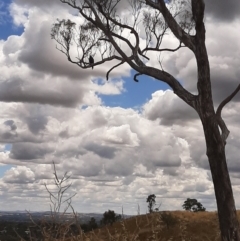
[53,0,198,107]
[145,0,195,52]
[142,41,186,53]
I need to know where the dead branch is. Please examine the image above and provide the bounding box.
[145,0,195,52]
[106,60,125,80]
[142,41,186,53]
[215,84,240,144]
[133,73,142,82]
[216,84,240,117]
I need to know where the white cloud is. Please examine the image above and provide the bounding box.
[9,2,28,27]
[3,166,35,183]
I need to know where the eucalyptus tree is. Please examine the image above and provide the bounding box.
[147,194,156,213]
[51,0,240,240]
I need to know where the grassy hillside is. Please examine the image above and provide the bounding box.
[88,211,221,241]
[2,210,240,240]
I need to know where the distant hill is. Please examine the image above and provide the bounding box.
[0,211,112,224]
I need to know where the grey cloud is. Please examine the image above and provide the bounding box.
[105,159,134,176]
[4,120,17,131]
[0,132,17,141]
[196,183,209,192]
[163,167,179,176]
[159,106,198,126]
[205,0,240,22]
[25,115,48,134]
[143,91,198,125]
[58,149,87,159]
[3,105,53,141]
[225,140,240,173]
[75,165,102,177]
[87,175,119,183]
[141,145,182,172]
[59,128,69,138]
[84,143,118,159]
[18,17,92,81]
[211,73,240,104]
[182,184,196,192]
[10,143,53,160]
[0,78,83,107]
[183,183,208,193]
[61,155,105,177]
[3,176,34,184]
[0,120,18,142]
[151,154,181,168]
[122,176,136,185]
[88,109,108,128]
[188,129,240,173]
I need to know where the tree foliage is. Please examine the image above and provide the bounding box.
[81,217,98,232]
[100,210,121,226]
[146,194,156,213]
[182,198,206,212]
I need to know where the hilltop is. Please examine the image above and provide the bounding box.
[1,210,240,240]
[91,211,221,241]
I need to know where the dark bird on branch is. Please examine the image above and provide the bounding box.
[89,55,94,69]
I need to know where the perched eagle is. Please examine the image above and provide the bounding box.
[89,55,94,69]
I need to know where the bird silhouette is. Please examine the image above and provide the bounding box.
[89,55,94,69]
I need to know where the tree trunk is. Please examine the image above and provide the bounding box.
[203,119,240,241]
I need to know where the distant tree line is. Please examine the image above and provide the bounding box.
[146,194,206,213]
[81,209,121,232]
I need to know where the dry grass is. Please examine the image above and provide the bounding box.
[93,211,221,241]
[25,164,239,241]
[29,210,232,241]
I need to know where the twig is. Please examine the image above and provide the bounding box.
[106,60,125,80]
[133,73,142,82]
[142,41,186,53]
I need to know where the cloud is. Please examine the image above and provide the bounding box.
[2,166,35,184]
[205,0,240,22]
[4,120,17,131]
[10,142,53,160]
[143,90,198,125]
[0,77,86,107]
[84,143,118,159]
[0,4,127,108]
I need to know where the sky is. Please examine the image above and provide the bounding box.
[0,0,240,215]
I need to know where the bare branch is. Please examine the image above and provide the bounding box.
[215,84,240,144]
[216,84,240,117]
[145,0,195,52]
[53,0,197,108]
[217,117,230,145]
[76,55,123,69]
[133,73,142,82]
[142,41,186,53]
[106,60,125,80]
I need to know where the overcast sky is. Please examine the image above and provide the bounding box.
[0,0,240,215]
